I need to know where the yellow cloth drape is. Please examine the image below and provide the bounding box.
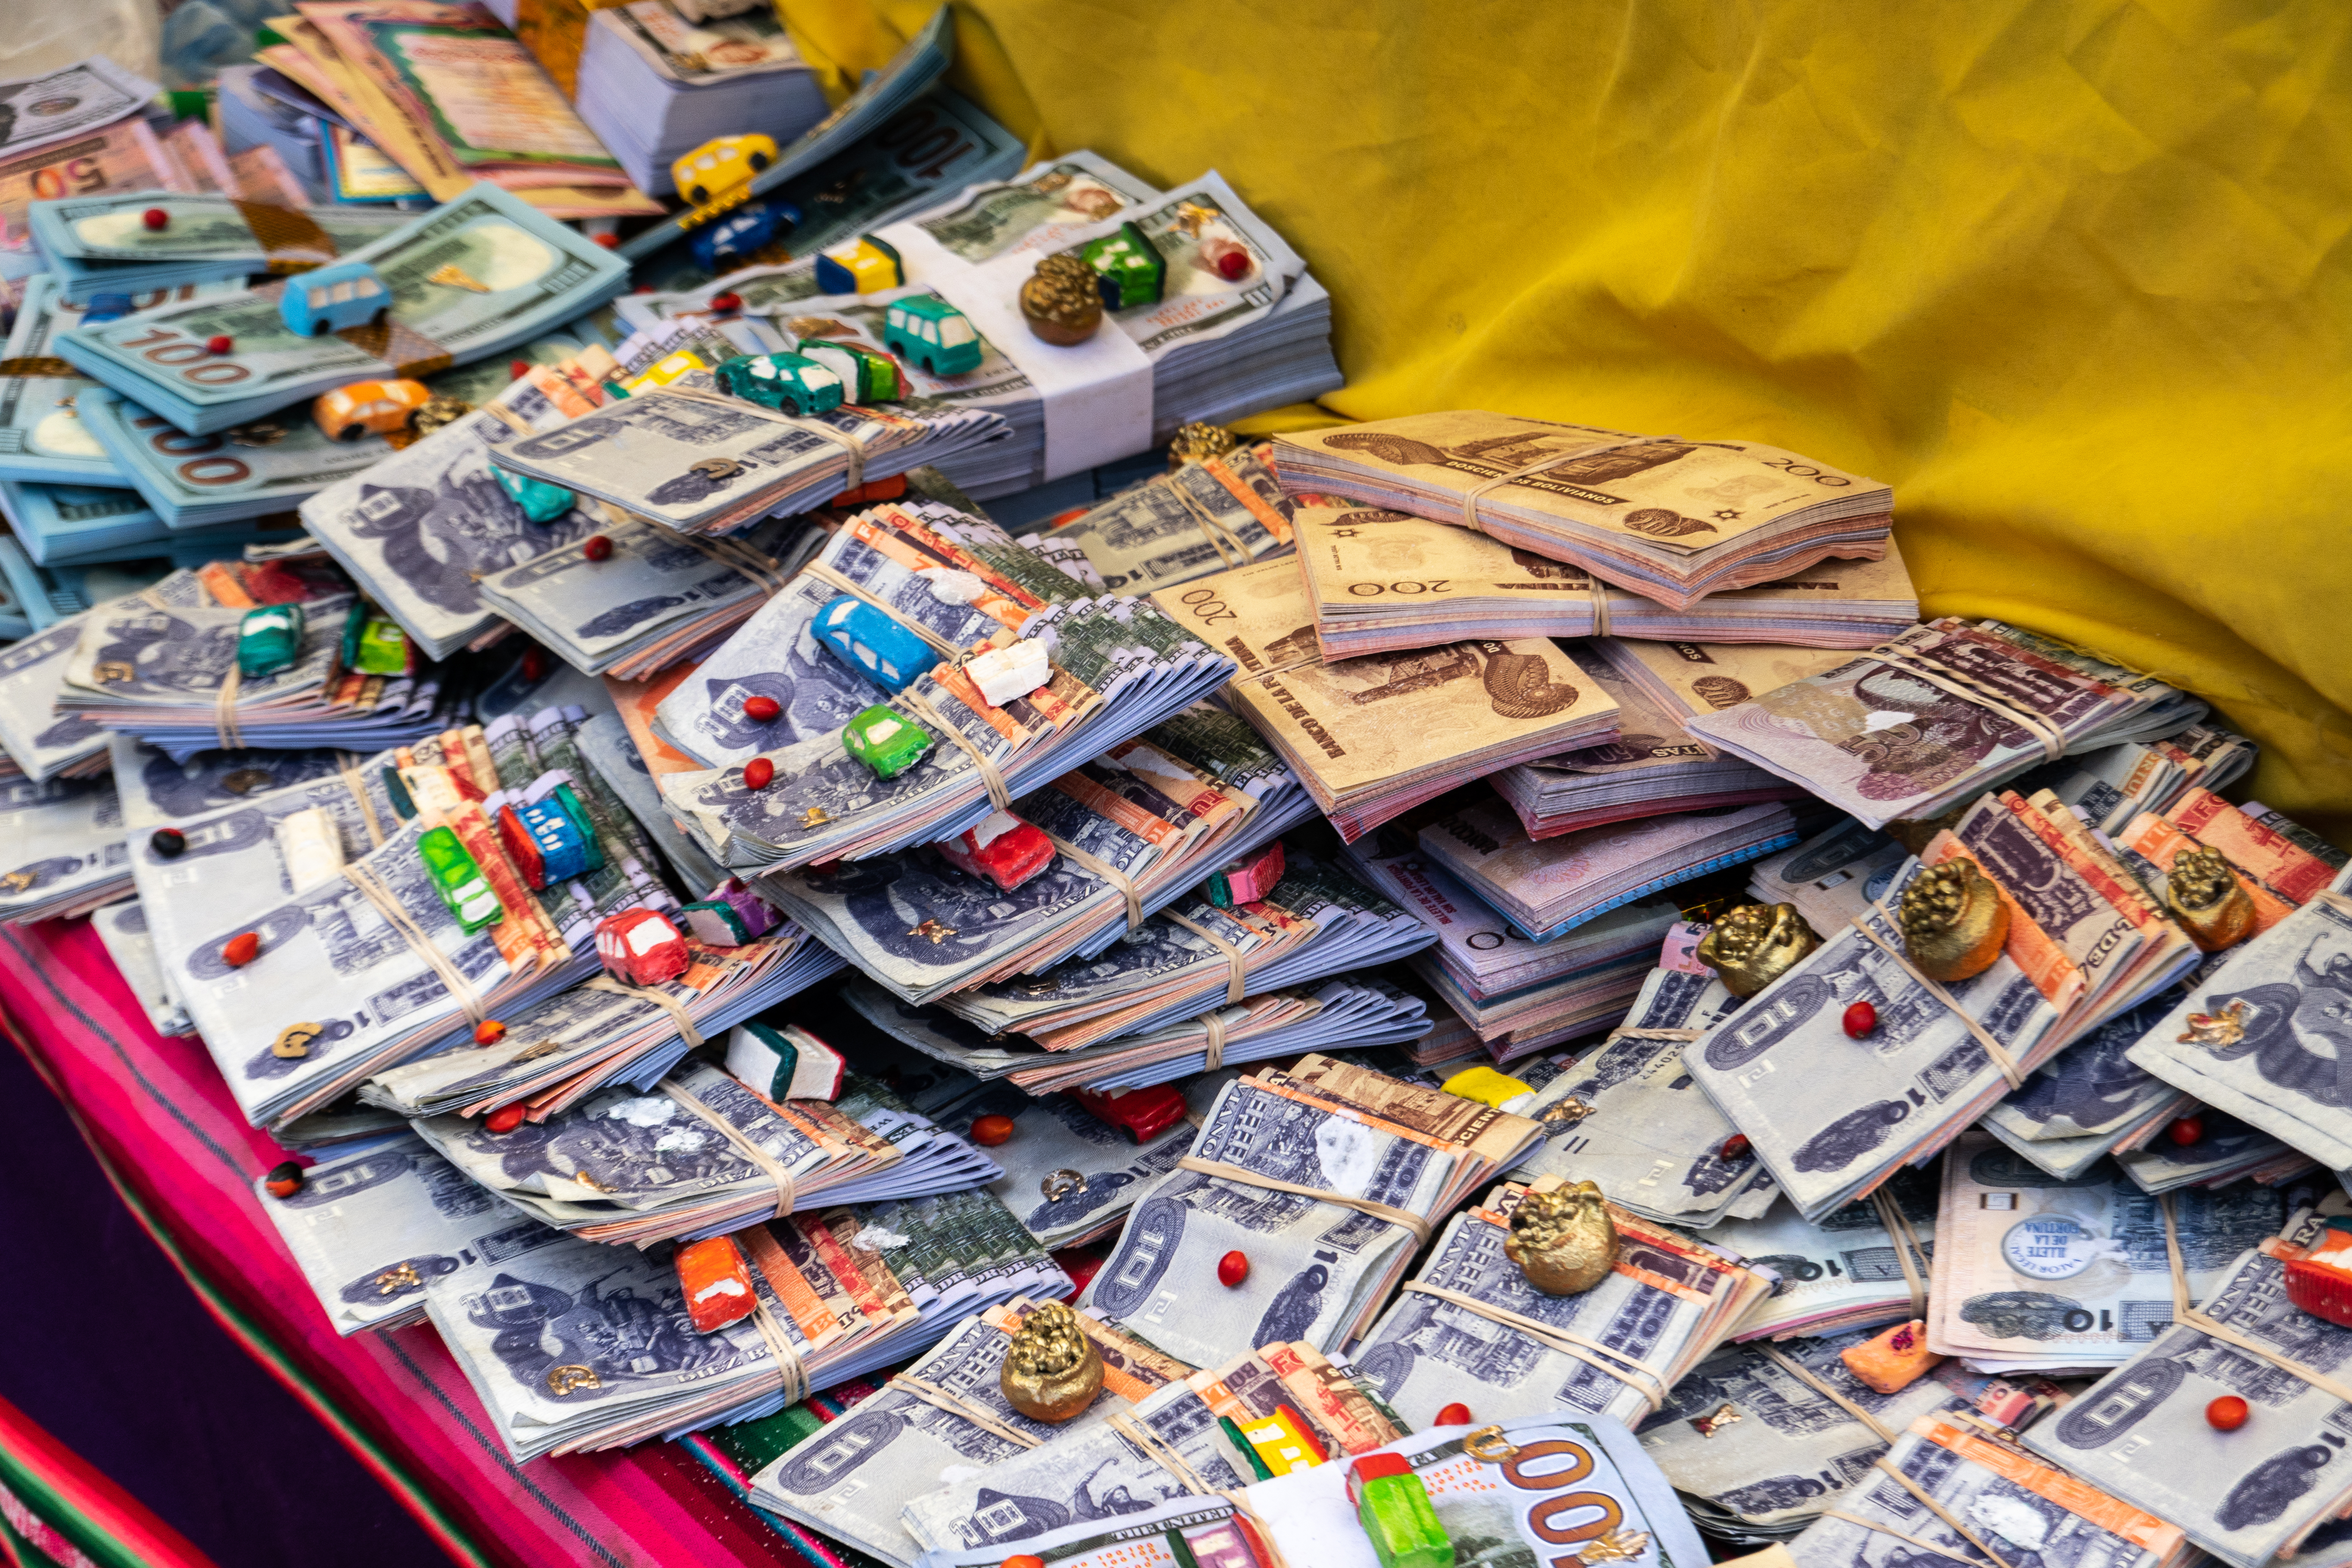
[779,0,2352,842]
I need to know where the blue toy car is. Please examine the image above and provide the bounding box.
[691,200,800,272]
[281,260,392,337]
[81,292,137,325]
[813,593,934,692]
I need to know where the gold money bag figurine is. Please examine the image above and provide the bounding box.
[998,1299,1104,1422]
[1503,1180,1618,1296]
[1019,254,1104,346]
[1695,902,1822,998]
[1898,859,2010,983]
[2168,845,2256,952]
[1166,421,1239,470]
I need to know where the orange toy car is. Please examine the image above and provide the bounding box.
[313,379,433,442]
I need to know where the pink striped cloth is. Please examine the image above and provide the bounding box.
[0,919,824,1568]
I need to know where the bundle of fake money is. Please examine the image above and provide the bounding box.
[1978,996,2200,1181]
[1292,499,1920,655]
[1345,831,1677,1060]
[0,278,223,487]
[2019,722,2260,834]
[0,773,129,922]
[1273,413,1895,610]
[1709,1164,1941,1341]
[0,569,204,780]
[28,191,406,303]
[1744,815,1910,936]
[89,899,194,1035]
[1148,555,1623,839]
[1020,441,1296,593]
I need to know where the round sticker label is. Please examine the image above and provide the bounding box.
[2003,1216,2099,1280]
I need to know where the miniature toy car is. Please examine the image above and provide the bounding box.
[81,292,136,325]
[813,593,933,692]
[842,704,933,778]
[1207,841,1284,907]
[1347,1453,1451,1568]
[595,907,690,985]
[934,811,1055,892]
[812,234,903,294]
[617,349,708,394]
[1070,1082,1188,1143]
[496,785,603,889]
[281,260,392,337]
[313,378,432,441]
[881,295,982,377]
[796,340,905,403]
[340,608,414,676]
[490,463,576,523]
[678,878,780,946]
[689,199,799,272]
[964,637,1049,705]
[237,603,305,678]
[416,825,504,934]
[724,1020,846,1102]
[1082,222,1167,309]
[675,1236,757,1332]
[671,134,776,207]
[713,351,844,416]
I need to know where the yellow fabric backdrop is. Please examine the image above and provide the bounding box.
[779,0,2352,842]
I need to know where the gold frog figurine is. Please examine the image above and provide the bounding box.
[1019,254,1104,346]
[2167,845,2256,952]
[1695,902,1822,997]
[998,1300,1104,1422]
[1898,859,2010,982]
[1503,1179,1618,1296]
[1166,421,1239,470]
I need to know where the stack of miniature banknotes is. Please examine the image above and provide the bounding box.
[8,87,2352,1568]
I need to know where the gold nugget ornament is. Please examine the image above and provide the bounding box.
[1695,903,1822,997]
[1503,1179,1618,1296]
[998,1300,1104,1422]
[1898,859,2010,982]
[2168,845,2256,952]
[1020,254,1105,346]
[1166,421,1239,470]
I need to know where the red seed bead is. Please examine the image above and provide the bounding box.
[222,931,260,967]
[1434,1402,1473,1426]
[1218,1250,1249,1288]
[206,334,233,354]
[485,1103,526,1134]
[1718,1134,1752,1162]
[474,1019,508,1045]
[521,645,549,683]
[1843,1000,1878,1038]
[264,1160,304,1197]
[2207,1395,2249,1431]
[743,756,775,790]
[970,1114,1016,1146]
[510,359,532,379]
[591,231,619,248]
[710,291,743,313]
[582,534,613,561]
[2169,1115,2205,1147]
[743,694,781,722]
[1214,248,1250,281]
[150,827,187,858]
[1003,1557,1045,1568]
[143,206,170,231]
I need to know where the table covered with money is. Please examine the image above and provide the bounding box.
[2,7,2348,1568]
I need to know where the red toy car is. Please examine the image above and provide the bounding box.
[595,907,690,986]
[1071,1082,1190,1143]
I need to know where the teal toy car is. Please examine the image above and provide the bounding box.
[416,825,503,933]
[1082,222,1167,309]
[882,296,982,377]
[490,463,576,523]
[714,351,845,416]
[280,260,392,337]
[799,341,905,403]
[237,603,305,678]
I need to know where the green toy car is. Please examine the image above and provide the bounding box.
[842,704,934,778]
[416,825,504,933]
[799,340,906,403]
[237,603,305,678]
[1082,221,1167,309]
[340,606,414,676]
[881,296,983,378]
[714,351,846,416]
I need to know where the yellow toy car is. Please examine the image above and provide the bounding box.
[618,350,710,394]
[672,134,777,208]
[312,379,433,442]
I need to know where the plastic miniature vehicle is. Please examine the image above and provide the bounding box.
[1439,1064,1533,1109]
[812,234,903,295]
[842,704,933,778]
[595,907,690,986]
[490,464,576,523]
[619,349,709,394]
[1207,841,1284,907]
[671,134,777,207]
[416,825,504,934]
[881,296,982,377]
[1347,1453,1451,1568]
[281,260,392,337]
[724,1020,846,1102]
[1082,222,1167,309]
[340,608,414,676]
[814,594,933,692]
[690,199,799,272]
[964,638,1049,706]
[237,603,305,678]
[934,811,1055,892]
[313,378,432,441]
[797,341,905,404]
[1070,1082,1188,1143]
[81,292,136,325]
[675,1236,757,1332]
[678,878,780,947]
[496,786,603,889]
[713,351,844,417]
